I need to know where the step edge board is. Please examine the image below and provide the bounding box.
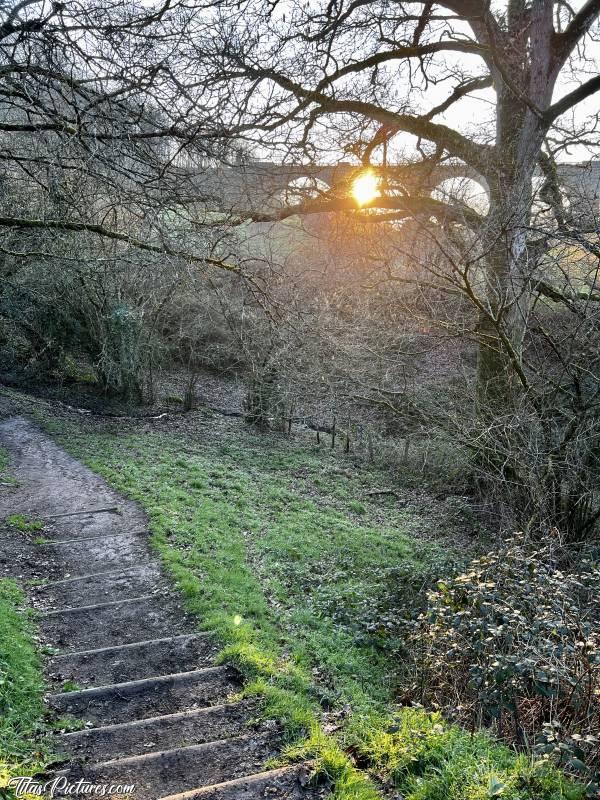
[42,530,145,545]
[50,632,212,660]
[58,700,253,740]
[34,567,149,587]
[41,594,160,616]
[76,732,266,770]
[156,765,306,800]
[48,665,230,700]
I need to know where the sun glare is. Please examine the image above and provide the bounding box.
[352,171,380,206]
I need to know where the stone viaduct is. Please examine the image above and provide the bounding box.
[188,160,600,220]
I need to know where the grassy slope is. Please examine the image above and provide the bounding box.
[38,410,583,800]
[0,577,50,792]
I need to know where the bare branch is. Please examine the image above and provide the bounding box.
[243,66,495,174]
[0,216,247,278]
[553,0,600,64]
[546,74,600,121]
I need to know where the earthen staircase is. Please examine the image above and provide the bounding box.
[0,417,323,800]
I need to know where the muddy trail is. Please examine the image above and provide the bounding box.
[0,416,322,800]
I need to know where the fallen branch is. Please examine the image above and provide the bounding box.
[42,530,140,545]
[65,404,169,421]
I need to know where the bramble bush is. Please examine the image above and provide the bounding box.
[412,533,599,786]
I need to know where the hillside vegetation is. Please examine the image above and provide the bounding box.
[33,405,586,800]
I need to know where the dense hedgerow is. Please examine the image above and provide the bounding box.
[412,533,599,786]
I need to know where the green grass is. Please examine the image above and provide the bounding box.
[0,446,17,486]
[0,579,51,791]
[47,420,445,715]
[59,680,82,694]
[346,708,584,800]
[36,411,583,799]
[5,514,44,533]
[0,447,8,474]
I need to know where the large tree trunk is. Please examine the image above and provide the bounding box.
[474,0,558,407]
[475,64,551,407]
[476,182,534,406]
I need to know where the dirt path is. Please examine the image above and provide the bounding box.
[0,416,320,800]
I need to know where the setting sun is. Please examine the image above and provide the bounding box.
[352,170,380,206]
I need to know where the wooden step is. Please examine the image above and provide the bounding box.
[48,633,217,686]
[40,595,188,651]
[42,529,150,572]
[42,541,157,578]
[158,764,321,800]
[57,700,258,761]
[62,733,279,800]
[48,667,239,725]
[31,566,162,608]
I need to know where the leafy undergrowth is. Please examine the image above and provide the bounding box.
[36,408,584,800]
[0,578,51,798]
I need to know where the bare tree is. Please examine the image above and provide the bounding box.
[191,0,599,405]
[0,0,254,277]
